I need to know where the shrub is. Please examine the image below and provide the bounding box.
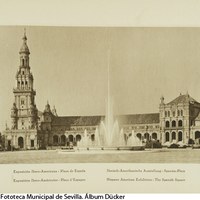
[145,140,162,148]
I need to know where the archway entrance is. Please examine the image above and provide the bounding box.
[165,132,169,142]
[76,134,82,146]
[144,133,150,141]
[90,134,95,142]
[136,133,142,140]
[60,135,66,146]
[18,137,24,148]
[178,131,182,142]
[172,132,176,141]
[195,131,200,144]
[152,133,157,140]
[7,140,11,151]
[53,135,59,145]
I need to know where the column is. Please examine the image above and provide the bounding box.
[27,135,30,148]
[162,131,165,144]
[13,135,15,147]
[18,96,20,108]
[183,131,185,143]
[35,135,38,149]
[169,131,172,143]
[26,95,28,108]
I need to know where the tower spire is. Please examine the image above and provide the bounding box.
[19,28,30,55]
[23,28,27,41]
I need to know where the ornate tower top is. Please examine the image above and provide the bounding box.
[160,95,164,104]
[44,101,51,113]
[52,105,58,116]
[19,29,30,55]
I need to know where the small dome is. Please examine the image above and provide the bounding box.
[20,43,30,54]
[19,33,30,54]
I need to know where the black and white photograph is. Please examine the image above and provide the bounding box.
[1,0,200,195]
[0,26,200,164]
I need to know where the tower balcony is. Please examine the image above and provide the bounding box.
[13,87,36,95]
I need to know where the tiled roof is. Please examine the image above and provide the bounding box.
[52,116,103,126]
[167,94,199,105]
[117,113,160,125]
[51,113,160,126]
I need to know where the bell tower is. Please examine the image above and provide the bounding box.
[11,30,38,130]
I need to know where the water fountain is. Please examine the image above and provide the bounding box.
[76,47,144,151]
[79,47,143,150]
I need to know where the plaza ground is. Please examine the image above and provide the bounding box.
[0,148,199,164]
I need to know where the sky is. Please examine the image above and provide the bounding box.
[1,26,200,131]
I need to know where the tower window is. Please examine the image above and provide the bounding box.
[21,100,25,105]
[181,110,183,116]
[22,59,25,66]
[22,71,24,75]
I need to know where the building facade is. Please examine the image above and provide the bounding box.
[3,33,200,150]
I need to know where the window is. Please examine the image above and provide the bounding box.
[178,132,182,141]
[178,110,180,116]
[173,111,175,117]
[165,121,170,127]
[168,111,170,117]
[172,132,176,140]
[165,111,167,117]
[178,120,183,127]
[181,110,183,116]
[21,99,25,105]
[172,120,176,127]
[165,132,169,142]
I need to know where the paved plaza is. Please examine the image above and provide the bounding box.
[0,149,199,164]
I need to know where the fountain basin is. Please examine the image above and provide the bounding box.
[75,146,145,151]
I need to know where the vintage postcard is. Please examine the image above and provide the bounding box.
[0,0,200,194]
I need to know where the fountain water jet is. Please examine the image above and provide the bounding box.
[92,47,143,149]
